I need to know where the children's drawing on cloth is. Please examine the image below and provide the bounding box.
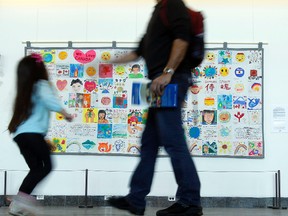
[70,78,83,93]
[218,125,232,139]
[56,50,69,62]
[97,124,112,139]
[113,109,128,124]
[114,65,128,78]
[247,50,262,68]
[248,141,263,157]
[114,78,128,92]
[247,110,262,125]
[70,64,84,78]
[233,141,248,156]
[41,50,56,64]
[218,111,231,124]
[247,97,262,110]
[217,94,232,110]
[188,140,202,156]
[218,50,232,64]
[188,126,201,139]
[84,79,97,93]
[56,64,70,77]
[83,108,97,123]
[73,49,96,64]
[233,96,247,109]
[99,63,113,78]
[113,90,127,108]
[218,141,233,156]
[232,110,247,124]
[202,141,217,156]
[128,63,144,79]
[112,124,128,139]
[66,138,82,153]
[112,139,127,153]
[49,138,67,153]
[127,139,141,154]
[82,139,96,151]
[99,79,113,93]
[127,110,144,138]
[97,140,113,153]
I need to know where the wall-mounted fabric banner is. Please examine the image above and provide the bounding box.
[26,45,264,158]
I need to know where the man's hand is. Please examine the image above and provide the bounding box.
[150,73,173,96]
[111,51,139,64]
[150,38,188,96]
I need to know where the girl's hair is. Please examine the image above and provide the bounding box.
[98,110,106,117]
[70,78,83,86]
[8,54,49,133]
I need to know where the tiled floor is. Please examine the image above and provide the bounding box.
[0,206,287,216]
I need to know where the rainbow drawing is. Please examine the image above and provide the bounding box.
[234,144,248,155]
[189,143,198,153]
[251,83,261,92]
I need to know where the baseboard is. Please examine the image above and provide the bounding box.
[1,196,287,208]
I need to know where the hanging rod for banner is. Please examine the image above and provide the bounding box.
[22,41,138,45]
[22,41,269,45]
[207,42,268,45]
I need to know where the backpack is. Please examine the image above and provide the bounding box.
[160,0,205,69]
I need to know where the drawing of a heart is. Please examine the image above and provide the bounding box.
[73,50,96,64]
[56,80,67,91]
[84,81,96,92]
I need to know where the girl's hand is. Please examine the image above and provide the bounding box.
[60,109,73,122]
[65,114,73,122]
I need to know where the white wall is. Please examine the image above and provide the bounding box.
[1,0,288,198]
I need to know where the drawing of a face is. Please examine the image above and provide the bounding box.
[219,111,231,123]
[98,112,106,120]
[206,52,215,62]
[101,52,111,61]
[190,85,201,94]
[101,97,111,105]
[71,81,82,92]
[235,67,245,77]
[86,66,96,77]
[236,53,245,62]
[131,64,140,74]
[235,83,245,93]
[115,66,125,76]
[58,51,68,60]
[219,66,229,77]
[203,111,214,124]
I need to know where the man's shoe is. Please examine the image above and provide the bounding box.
[107,196,145,215]
[156,202,203,216]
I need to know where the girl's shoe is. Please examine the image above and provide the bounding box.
[8,200,35,216]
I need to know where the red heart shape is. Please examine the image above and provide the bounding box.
[73,50,96,64]
[84,81,96,92]
[56,80,67,91]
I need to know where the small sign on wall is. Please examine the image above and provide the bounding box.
[271,104,288,133]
